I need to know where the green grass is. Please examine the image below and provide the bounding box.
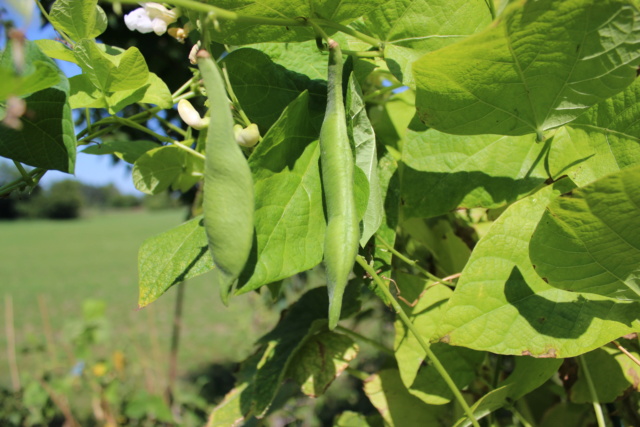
[0,209,277,392]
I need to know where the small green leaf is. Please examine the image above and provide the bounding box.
[223,48,327,132]
[454,357,562,427]
[414,0,640,136]
[49,0,107,41]
[287,330,358,397]
[138,216,214,307]
[0,41,75,173]
[530,165,640,300]
[364,0,492,87]
[132,146,203,195]
[570,346,640,403]
[438,180,640,357]
[250,286,360,417]
[236,91,325,294]
[74,40,149,94]
[347,74,383,245]
[82,140,159,164]
[206,383,250,427]
[34,39,78,64]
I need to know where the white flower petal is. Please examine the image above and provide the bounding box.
[152,18,168,35]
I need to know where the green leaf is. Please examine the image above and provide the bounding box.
[34,40,77,64]
[364,0,492,87]
[223,48,327,133]
[287,330,359,397]
[132,146,203,195]
[570,346,640,403]
[437,180,640,357]
[204,0,387,45]
[246,40,331,80]
[74,40,149,94]
[364,369,447,427]
[137,216,214,307]
[70,72,172,113]
[0,41,76,173]
[414,0,640,136]
[347,74,383,246]
[250,286,360,417]
[394,274,482,405]
[454,357,562,427]
[0,61,60,102]
[206,383,250,427]
[235,91,325,294]
[401,130,551,219]
[530,165,640,300]
[49,0,107,41]
[548,79,640,188]
[333,411,379,427]
[81,140,159,164]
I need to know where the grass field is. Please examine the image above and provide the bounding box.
[0,209,278,394]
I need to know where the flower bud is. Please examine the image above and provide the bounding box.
[234,124,261,147]
[178,99,209,130]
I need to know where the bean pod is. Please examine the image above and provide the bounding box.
[320,40,360,329]
[197,50,254,303]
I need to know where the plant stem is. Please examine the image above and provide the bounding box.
[315,18,383,47]
[12,161,32,183]
[611,340,640,368]
[342,49,383,58]
[5,295,20,392]
[376,234,441,282]
[579,355,606,427]
[486,0,497,20]
[355,255,480,427]
[335,325,394,356]
[171,140,205,160]
[363,83,406,102]
[221,66,252,128]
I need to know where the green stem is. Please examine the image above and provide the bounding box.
[171,140,205,161]
[12,161,32,183]
[221,67,252,127]
[315,18,382,48]
[345,367,370,381]
[103,0,305,27]
[355,255,480,427]
[342,49,383,58]
[109,116,174,142]
[376,234,441,282]
[172,77,196,100]
[579,355,606,427]
[335,325,394,356]
[0,169,46,197]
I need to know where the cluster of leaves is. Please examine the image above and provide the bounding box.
[2,0,640,425]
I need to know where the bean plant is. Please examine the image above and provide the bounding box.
[2,0,640,425]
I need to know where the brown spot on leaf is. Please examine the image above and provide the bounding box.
[538,317,546,324]
[440,335,450,344]
[622,333,638,340]
[522,350,532,356]
[539,348,557,358]
[541,277,549,283]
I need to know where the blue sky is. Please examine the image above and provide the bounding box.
[2,3,142,195]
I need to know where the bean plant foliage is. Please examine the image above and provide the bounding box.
[2,0,640,425]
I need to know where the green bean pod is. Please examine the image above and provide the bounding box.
[197,50,254,304]
[320,40,360,330]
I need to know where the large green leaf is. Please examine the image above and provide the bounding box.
[0,41,76,173]
[48,0,107,41]
[454,357,562,427]
[570,346,640,403]
[529,165,640,300]
[246,40,331,80]
[548,78,640,187]
[235,91,325,294]
[401,130,549,219]
[138,216,214,307]
[203,0,387,44]
[364,0,492,87]
[394,274,483,405]
[347,74,383,246]
[437,181,640,357]
[414,0,640,136]
[132,146,203,195]
[364,369,447,427]
[223,48,327,132]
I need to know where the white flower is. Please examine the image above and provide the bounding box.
[124,3,180,36]
[234,124,261,147]
[178,99,209,130]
